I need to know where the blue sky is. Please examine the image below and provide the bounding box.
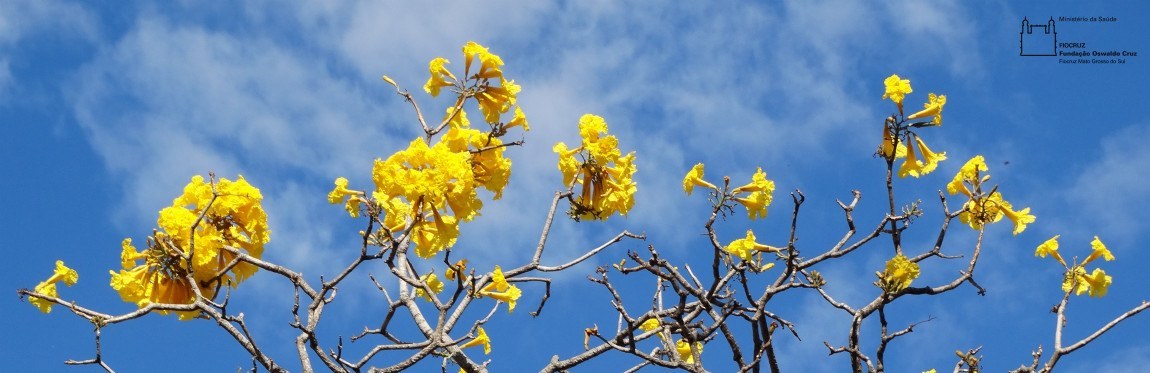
[5,1,1150,371]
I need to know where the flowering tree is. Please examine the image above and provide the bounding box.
[19,43,1149,373]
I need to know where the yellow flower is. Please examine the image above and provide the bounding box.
[463,41,504,80]
[897,135,945,178]
[460,326,492,354]
[1061,265,1110,297]
[732,167,775,194]
[959,191,1031,234]
[724,230,779,262]
[423,57,456,97]
[947,155,988,197]
[907,93,947,126]
[109,264,200,320]
[897,134,922,178]
[675,339,704,364]
[640,318,661,332]
[1082,268,1112,297]
[959,192,1006,231]
[1083,236,1115,265]
[876,254,920,293]
[480,266,522,313]
[912,135,946,175]
[1035,235,1066,267]
[882,74,913,112]
[553,142,581,187]
[999,199,1035,236]
[476,79,519,124]
[30,281,58,314]
[879,122,907,160]
[415,272,444,302]
[29,260,80,313]
[504,106,529,131]
[578,114,608,146]
[120,238,146,269]
[327,177,364,217]
[682,163,717,195]
[735,192,772,220]
[446,259,468,281]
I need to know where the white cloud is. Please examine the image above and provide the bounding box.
[1065,124,1150,245]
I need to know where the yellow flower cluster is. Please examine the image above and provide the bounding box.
[425,41,523,125]
[947,156,1035,235]
[109,175,269,320]
[29,260,79,313]
[879,74,948,178]
[681,163,776,220]
[554,114,638,221]
[875,253,920,293]
[331,42,528,259]
[1036,235,1114,297]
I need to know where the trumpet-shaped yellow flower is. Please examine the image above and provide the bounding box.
[876,254,920,293]
[460,326,492,354]
[897,135,946,178]
[999,199,1035,236]
[1082,268,1112,297]
[479,266,522,312]
[724,230,779,262]
[682,163,717,195]
[907,93,947,126]
[504,106,530,131]
[732,167,775,194]
[29,260,80,313]
[1083,236,1115,265]
[736,192,772,220]
[327,177,364,217]
[553,142,581,187]
[415,272,444,302]
[897,134,922,178]
[676,339,704,364]
[482,285,522,313]
[1035,235,1066,267]
[882,74,913,111]
[120,238,146,270]
[913,135,946,175]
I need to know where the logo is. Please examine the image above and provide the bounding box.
[1016,16,1138,64]
[1020,17,1057,56]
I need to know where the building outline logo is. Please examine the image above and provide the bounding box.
[1020,17,1057,56]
